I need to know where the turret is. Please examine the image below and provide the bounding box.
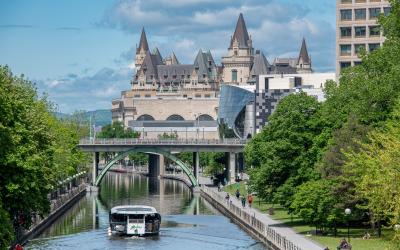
[296,38,312,73]
[135,27,150,71]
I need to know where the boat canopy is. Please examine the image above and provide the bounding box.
[110,205,158,215]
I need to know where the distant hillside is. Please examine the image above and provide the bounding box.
[54,109,112,126]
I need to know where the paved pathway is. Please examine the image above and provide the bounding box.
[198,176,326,250]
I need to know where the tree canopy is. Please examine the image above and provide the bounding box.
[245,1,400,242]
[0,66,88,248]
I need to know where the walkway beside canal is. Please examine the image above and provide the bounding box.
[199,177,325,250]
[18,183,86,247]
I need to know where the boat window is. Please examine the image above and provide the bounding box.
[110,213,126,222]
[129,214,144,223]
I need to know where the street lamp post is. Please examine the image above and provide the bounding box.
[194,113,201,140]
[345,208,351,243]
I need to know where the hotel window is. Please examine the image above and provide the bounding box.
[384,7,391,16]
[369,43,380,52]
[134,94,141,98]
[341,0,352,3]
[355,9,366,20]
[355,0,366,3]
[354,44,366,55]
[341,27,352,38]
[340,62,351,71]
[355,26,366,37]
[231,70,238,82]
[145,94,151,98]
[340,44,352,56]
[369,8,381,19]
[341,9,352,21]
[205,94,211,98]
[369,26,380,37]
[195,94,201,98]
[354,61,362,66]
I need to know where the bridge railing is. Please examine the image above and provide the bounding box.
[79,138,247,146]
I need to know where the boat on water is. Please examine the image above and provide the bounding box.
[109,205,161,236]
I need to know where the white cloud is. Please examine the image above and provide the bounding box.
[103,0,334,70]
[36,67,132,113]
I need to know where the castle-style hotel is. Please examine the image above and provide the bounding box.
[112,14,334,139]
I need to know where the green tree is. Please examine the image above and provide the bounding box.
[97,121,139,139]
[245,92,321,206]
[0,65,87,246]
[291,179,341,233]
[0,199,14,249]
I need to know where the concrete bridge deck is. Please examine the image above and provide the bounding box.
[78,138,246,153]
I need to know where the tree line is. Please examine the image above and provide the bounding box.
[245,0,400,246]
[0,66,89,248]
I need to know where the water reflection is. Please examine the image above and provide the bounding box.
[27,172,265,250]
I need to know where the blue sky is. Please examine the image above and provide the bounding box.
[0,0,336,113]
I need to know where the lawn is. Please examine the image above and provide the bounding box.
[223,181,393,250]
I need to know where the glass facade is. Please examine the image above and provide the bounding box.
[218,85,255,139]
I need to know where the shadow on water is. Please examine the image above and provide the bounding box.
[27,172,267,250]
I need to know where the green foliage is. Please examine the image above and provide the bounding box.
[203,152,225,176]
[128,152,148,166]
[245,3,400,243]
[245,93,321,205]
[345,100,400,236]
[157,131,178,139]
[0,199,14,250]
[291,179,341,229]
[0,65,87,246]
[97,121,140,139]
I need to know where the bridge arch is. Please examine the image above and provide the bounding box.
[94,147,197,187]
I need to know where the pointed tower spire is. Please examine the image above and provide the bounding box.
[151,47,163,65]
[171,52,179,65]
[230,13,250,49]
[137,27,149,53]
[298,38,310,64]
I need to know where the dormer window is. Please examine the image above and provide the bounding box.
[234,50,238,56]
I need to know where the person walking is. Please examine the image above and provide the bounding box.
[247,194,253,208]
[241,196,246,208]
[225,193,230,205]
[235,189,240,200]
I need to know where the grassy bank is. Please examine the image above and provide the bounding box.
[223,181,393,250]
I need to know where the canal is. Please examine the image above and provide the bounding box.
[27,172,265,249]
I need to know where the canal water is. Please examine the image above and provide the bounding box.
[27,172,265,250]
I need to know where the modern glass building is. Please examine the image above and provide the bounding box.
[218,85,256,139]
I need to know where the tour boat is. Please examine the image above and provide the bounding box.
[109,205,161,236]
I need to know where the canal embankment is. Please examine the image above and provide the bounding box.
[200,186,325,250]
[17,183,87,247]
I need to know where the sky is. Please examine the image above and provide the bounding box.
[0,0,336,113]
